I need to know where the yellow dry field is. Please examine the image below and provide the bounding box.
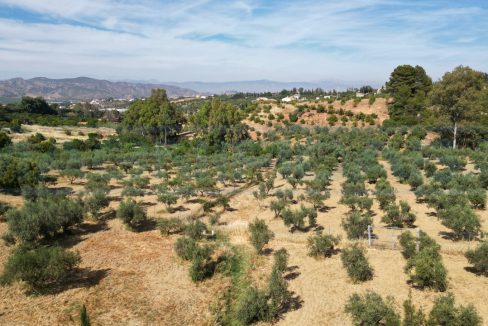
[0,158,487,325]
[8,124,116,143]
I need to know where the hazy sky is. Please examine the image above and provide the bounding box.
[0,0,487,83]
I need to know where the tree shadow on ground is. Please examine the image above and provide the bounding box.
[439,231,472,241]
[464,266,487,276]
[282,291,303,315]
[284,271,300,281]
[261,248,274,256]
[35,268,110,295]
[319,206,335,213]
[137,219,158,232]
[59,222,109,249]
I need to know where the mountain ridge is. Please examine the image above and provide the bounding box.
[0,77,198,101]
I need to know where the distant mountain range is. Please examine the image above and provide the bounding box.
[0,77,383,102]
[0,77,198,102]
[164,79,382,94]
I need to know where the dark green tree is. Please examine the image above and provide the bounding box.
[18,96,57,115]
[123,89,184,144]
[386,65,432,125]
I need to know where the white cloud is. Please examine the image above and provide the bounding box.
[0,0,486,83]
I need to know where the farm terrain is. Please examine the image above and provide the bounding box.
[1,124,487,325]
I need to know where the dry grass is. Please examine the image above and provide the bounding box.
[9,124,116,144]
[1,146,487,325]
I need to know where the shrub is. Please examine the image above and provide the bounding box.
[83,190,109,220]
[465,241,488,275]
[7,196,83,243]
[402,294,426,326]
[341,210,372,239]
[248,218,274,253]
[307,232,340,258]
[344,291,400,326]
[174,237,198,261]
[235,286,269,324]
[270,200,286,218]
[398,230,439,259]
[438,205,481,240]
[428,293,482,326]
[116,199,147,231]
[341,244,373,282]
[424,161,437,177]
[467,188,486,209]
[185,220,208,240]
[0,132,11,149]
[157,217,185,236]
[157,192,178,209]
[273,248,289,273]
[267,267,291,318]
[0,245,81,293]
[0,157,41,190]
[327,115,338,126]
[375,179,396,209]
[190,245,214,282]
[407,172,423,189]
[405,246,447,291]
[382,202,416,228]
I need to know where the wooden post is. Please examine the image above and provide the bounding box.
[368,225,372,247]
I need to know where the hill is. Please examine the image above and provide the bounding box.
[0,77,198,102]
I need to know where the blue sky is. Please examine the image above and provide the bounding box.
[0,0,487,84]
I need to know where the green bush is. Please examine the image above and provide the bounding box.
[184,220,208,240]
[235,286,270,324]
[402,294,426,326]
[438,205,481,240]
[174,237,198,261]
[341,244,373,282]
[0,157,41,190]
[428,293,482,326]
[398,230,439,259]
[0,132,11,149]
[345,291,400,326]
[267,267,291,319]
[0,245,81,293]
[467,188,486,209]
[465,241,488,275]
[7,196,83,243]
[116,199,147,231]
[375,179,396,209]
[424,161,437,177]
[83,190,109,220]
[307,232,340,258]
[382,201,416,228]
[273,248,289,273]
[341,210,372,239]
[190,245,214,282]
[248,218,274,253]
[157,217,185,236]
[405,246,447,291]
